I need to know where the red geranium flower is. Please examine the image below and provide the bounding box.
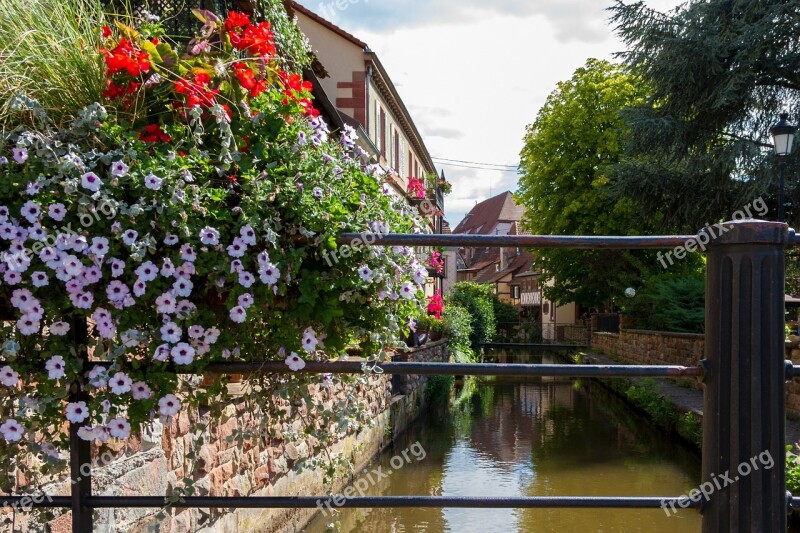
[224,11,251,34]
[236,22,276,58]
[233,62,268,97]
[174,72,218,108]
[139,124,171,143]
[101,38,150,77]
[427,291,444,319]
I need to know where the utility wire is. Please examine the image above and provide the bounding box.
[434,161,520,172]
[431,156,519,169]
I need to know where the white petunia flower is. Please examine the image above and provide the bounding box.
[160,321,181,343]
[110,160,129,177]
[199,226,220,246]
[65,401,89,423]
[49,321,70,336]
[108,372,132,395]
[229,306,247,324]
[158,394,181,416]
[0,366,19,387]
[239,225,256,245]
[0,419,24,442]
[285,352,306,371]
[358,265,373,282]
[12,147,28,164]
[144,173,163,190]
[399,281,417,300]
[45,355,66,379]
[108,417,131,439]
[81,172,102,192]
[259,263,280,286]
[171,342,196,365]
[131,381,153,400]
[301,327,318,353]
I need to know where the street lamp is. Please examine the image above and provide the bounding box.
[770,112,797,222]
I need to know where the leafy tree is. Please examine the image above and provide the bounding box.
[516,59,657,308]
[610,0,800,231]
[621,269,706,334]
[449,282,496,348]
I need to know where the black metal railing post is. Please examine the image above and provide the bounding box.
[69,316,93,532]
[703,219,789,531]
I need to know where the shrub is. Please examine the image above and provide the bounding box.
[441,303,475,362]
[450,282,496,347]
[623,270,705,333]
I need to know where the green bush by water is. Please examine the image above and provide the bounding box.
[450,282,497,348]
[426,375,454,405]
[619,378,702,448]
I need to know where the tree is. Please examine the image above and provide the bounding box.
[610,0,800,231]
[622,270,706,334]
[516,59,658,308]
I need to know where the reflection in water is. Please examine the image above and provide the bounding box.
[303,374,701,533]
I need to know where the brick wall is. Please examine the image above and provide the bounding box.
[591,329,704,367]
[786,337,800,420]
[593,330,800,419]
[2,341,448,533]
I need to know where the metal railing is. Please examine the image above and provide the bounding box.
[3,220,798,532]
[493,321,591,345]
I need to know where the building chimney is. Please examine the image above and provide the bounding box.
[500,247,507,270]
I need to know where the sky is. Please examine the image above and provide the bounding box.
[296,0,687,227]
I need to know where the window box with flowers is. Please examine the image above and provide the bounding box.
[0,5,429,491]
[427,247,446,278]
[406,176,426,205]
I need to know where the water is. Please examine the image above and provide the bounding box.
[303,373,701,533]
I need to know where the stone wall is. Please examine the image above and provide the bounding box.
[594,330,800,418]
[2,341,449,533]
[591,329,704,368]
[786,336,800,420]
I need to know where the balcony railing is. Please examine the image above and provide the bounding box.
[520,290,541,306]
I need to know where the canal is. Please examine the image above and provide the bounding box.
[303,355,701,533]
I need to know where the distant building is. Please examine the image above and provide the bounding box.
[291,2,448,294]
[453,191,581,337]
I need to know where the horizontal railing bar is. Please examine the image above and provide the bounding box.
[199,361,702,378]
[338,233,698,249]
[85,495,701,509]
[0,496,71,508]
[479,343,589,349]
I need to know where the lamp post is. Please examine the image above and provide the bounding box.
[770,111,797,222]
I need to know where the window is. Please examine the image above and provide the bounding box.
[380,108,386,155]
[512,286,521,299]
[394,131,400,170]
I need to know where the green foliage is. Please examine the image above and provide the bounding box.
[441,303,475,363]
[787,445,800,494]
[610,0,800,231]
[623,268,705,333]
[0,0,107,131]
[253,0,312,71]
[493,298,519,325]
[516,59,659,308]
[449,282,496,348]
[425,374,454,405]
[623,378,702,448]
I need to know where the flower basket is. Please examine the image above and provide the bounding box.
[0,7,428,462]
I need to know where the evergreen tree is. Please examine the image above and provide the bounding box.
[610,0,800,230]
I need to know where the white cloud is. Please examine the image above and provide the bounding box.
[298,0,687,226]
